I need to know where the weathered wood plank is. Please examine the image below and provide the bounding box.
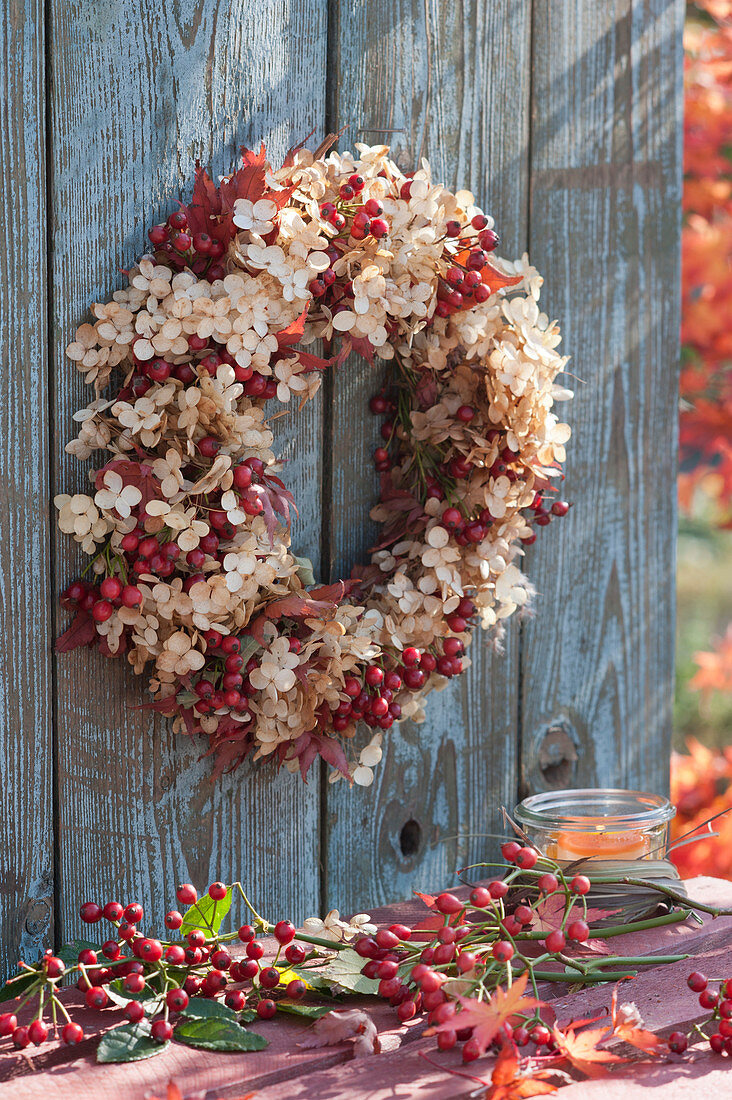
[0,0,54,978]
[3,878,728,1098]
[519,0,684,795]
[323,0,532,912]
[48,0,328,940]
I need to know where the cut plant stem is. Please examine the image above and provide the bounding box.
[584,954,688,968]
[515,909,692,941]
[587,877,732,918]
[525,968,638,983]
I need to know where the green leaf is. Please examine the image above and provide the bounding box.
[294,554,315,586]
[239,1008,258,1023]
[97,1022,168,1063]
[293,948,379,996]
[175,1017,268,1053]
[176,689,200,707]
[237,635,260,665]
[276,1000,333,1019]
[181,887,233,937]
[181,998,238,1022]
[57,939,102,967]
[107,979,161,1005]
[0,971,36,1002]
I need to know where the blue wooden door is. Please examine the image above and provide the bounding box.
[0,0,683,974]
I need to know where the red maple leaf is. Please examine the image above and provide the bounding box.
[146,1084,256,1100]
[434,974,540,1056]
[183,165,222,238]
[291,730,350,781]
[272,308,334,373]
[453,249,524,297]
[307,581,361,604]
[350,335,376,364]
[295,349,334,372]
[56,609,97,653]
[276,307,309,351]
[486,1042,559,1099]
[550,1021,624,1078]
[139,695,181,715]
[246,582,357,644]
[183,145,295,246]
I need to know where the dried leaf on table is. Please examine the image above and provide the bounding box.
[609,986,663,1055]
[297,1008,394,1057]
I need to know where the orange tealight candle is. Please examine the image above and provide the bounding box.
[514,789,675,867]
[551,824,651,862]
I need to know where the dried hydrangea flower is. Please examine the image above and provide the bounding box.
[54,140,572,786]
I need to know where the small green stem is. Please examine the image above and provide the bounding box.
[589,877,732,918]
[527,968,638,983]
[291,931,349,952]
[514,909,691,941]
[228,883,348,951]
[584,953,688,968]
[51,992,73,1025]
[557,953,590,975]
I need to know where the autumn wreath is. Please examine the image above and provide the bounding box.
[55,136,572,785]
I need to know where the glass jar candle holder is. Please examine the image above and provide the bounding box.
[513,788,676,863]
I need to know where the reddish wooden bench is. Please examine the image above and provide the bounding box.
[2,876,731,1099]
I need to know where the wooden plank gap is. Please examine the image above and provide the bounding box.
[43,0,63,956]
[0,0,55,976]
[516,0,538,808]
[316,0,343,920]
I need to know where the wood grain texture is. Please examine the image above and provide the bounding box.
[0,0,685,975]
[323,0,532,913]
[0,0,54,977]
[48,0,328,939]
[519,0,684,796]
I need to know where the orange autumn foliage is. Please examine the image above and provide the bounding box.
[484,1042,559,1099]
[670,738,732,878]
[679,2,732,713]
[679,3,732,523]
[690,624,732,694]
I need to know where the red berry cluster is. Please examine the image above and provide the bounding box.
[308,178,390,317]
[331,641,465,733]
[124,344,266,393]
[520,492,571,545]
[61,454,282,725]
[353,844,667,1065]
[0,881,323,1053]
[682,971,732,1055]
[147,208,227,281]
[367,387,569,554]
[434,212,500,319]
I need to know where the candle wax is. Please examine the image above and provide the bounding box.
[550,826,651,862]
